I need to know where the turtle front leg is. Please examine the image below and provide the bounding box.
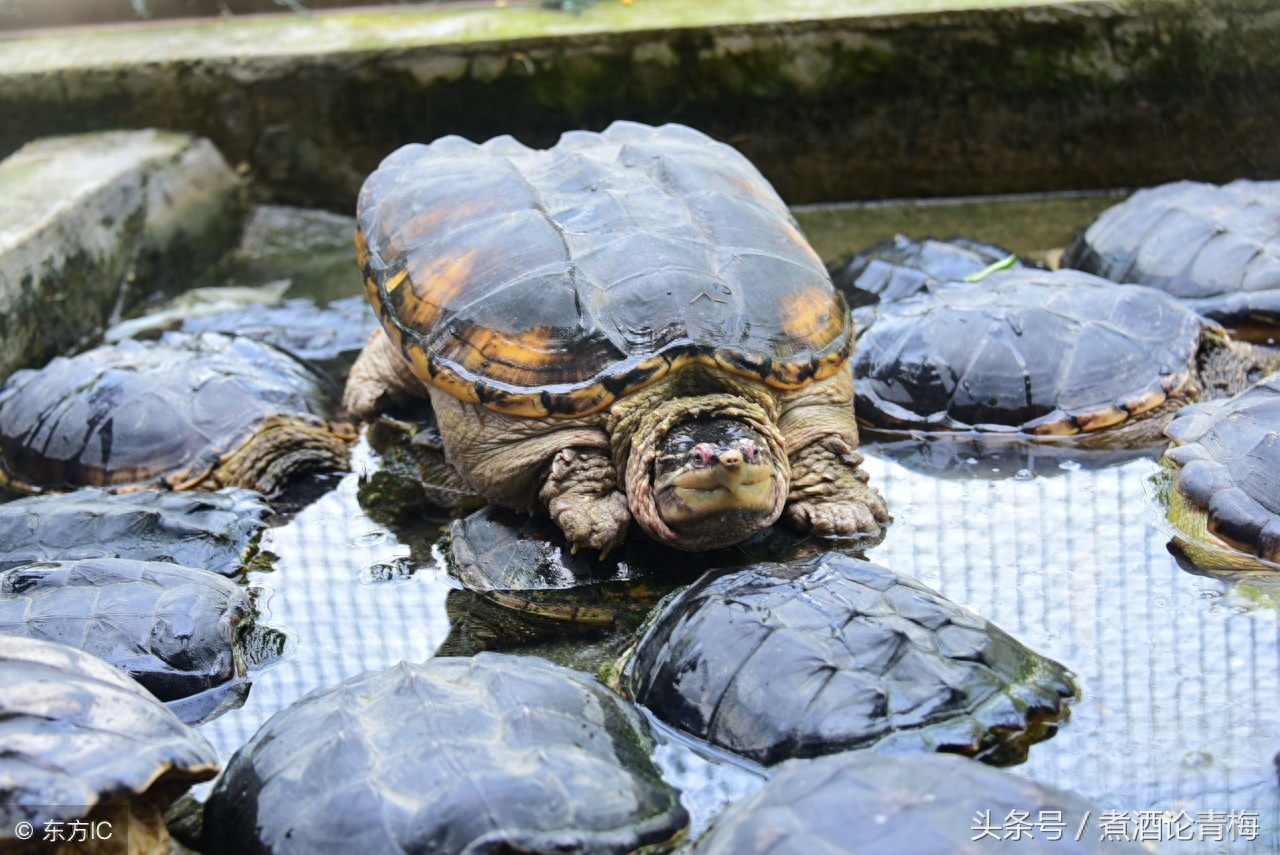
[538,448,631,556]
[778,366,890,538]
[343,328,429,421]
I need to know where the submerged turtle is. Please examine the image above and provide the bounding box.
[690,752,1146,854]
[1063,179,1280,336]
[854,269,1279,447]
[0,635,220,854]
[202,653,688,855]
[829,234,1021,307]
[1159,373,1280,573]
[0,331,353,496]
[0,486,270,576]
[616,550,1075,767]
[0,558,265,722]
[344,121,887,553]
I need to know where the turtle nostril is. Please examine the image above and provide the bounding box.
[719,449,743,471]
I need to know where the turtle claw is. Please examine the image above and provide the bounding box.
[549,489,630,558]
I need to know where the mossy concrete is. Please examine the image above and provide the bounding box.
[0,130,245,378]
[0,0,1277,212]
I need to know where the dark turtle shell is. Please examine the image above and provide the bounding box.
[1160,373,1280,572]
[0,486,269,576]
[202,653,689,855]
[0,558,255,719]
[690,752,1147,855]
[0,331,351,495]
[357,121,850,418]
[829,234,1021,307]
[1063,179,1280,334]
[618,551,1075,767]
[853,269,1206,437]
[0,635,219,844]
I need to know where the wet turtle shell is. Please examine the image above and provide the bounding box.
[0,331,352,495]
[690,752,1146,855]
[0,558,257,721]
[0,486,270,576]
[357,121,850,418]
[0,635,219,852]
[182,295,380,375]
[1159,373,1280,572]
[618,551,1075,767]
[853,269,1211,441]
[830,234,1021,307]
[202,652,689,855]
[1063,179,1280,335]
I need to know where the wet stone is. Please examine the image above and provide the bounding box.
[0,634,220,852]
[0,130,245,377]
[201,652,689,855]
[618,551,1075,767]
[689,752,1147,855]
[0,557,262,721]
[0,486,270,576]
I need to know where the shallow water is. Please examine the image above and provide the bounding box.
[85,200,1280,851]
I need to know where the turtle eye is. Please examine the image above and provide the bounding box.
[739,440,761,464]
[689,444,716,468]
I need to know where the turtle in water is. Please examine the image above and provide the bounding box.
[1063,179,1280,338]
[0,635,220,854]
[690,752,1147,854]
[854,269,1280,448]
[343,121,888,553]
[202,652,689,855]
[1158,373,1280,573]
[0,486,270,576]
[0,331,353,496]
[0,557,273,723]
[829,234,1021,307]
[615,550,1075,767]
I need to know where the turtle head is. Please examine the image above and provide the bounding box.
[650,418,786,550]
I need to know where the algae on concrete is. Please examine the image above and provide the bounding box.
[0,130,246,378]
[0,0,1276,211]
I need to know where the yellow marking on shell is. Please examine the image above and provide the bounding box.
[1120,386,1168,417]
[1074,406,1129,433]
[383,268,409,294]
[778,287,844,343]
[1027,416,1080,437]
[395,250,479,332]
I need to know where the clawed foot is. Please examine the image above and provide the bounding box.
[785,436,891,539]
[785,481,889,538]
[548,490,630,556]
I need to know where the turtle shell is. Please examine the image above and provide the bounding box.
[0,634,219,842]
[853,269,1206,437]
[1063,179,1280,333]
[0,486,270,576]
[619,551,1075,767]
[356,121,850,418]
[1160,373,1280,572]
[0,330,350,494]
[202,652,689,855]
[829,234,1021,307]
[0,558,253,715]
[690,752,1147,855]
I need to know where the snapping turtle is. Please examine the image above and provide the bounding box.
[0,635,220,854]
[182,295,380,374]
[690,752,1146,855]
[343,121,887,553]
[0,486,269,576]
[202,653,688,855]
[829,234,1021,307]
[854,269,1279,447]
[0,331,353,496]
[1159,373,1280,573]
[1063,179,1280,336]
[616,551,1075,767]
[0,558,264,723]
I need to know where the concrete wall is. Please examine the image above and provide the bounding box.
[0,0,1276,211]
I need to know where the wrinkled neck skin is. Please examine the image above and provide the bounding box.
[606,366,790,550]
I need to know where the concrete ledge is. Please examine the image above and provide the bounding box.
[0,131,246,376]
[0,0,1277,211]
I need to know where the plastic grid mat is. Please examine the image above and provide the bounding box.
[199,446,1280,852]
